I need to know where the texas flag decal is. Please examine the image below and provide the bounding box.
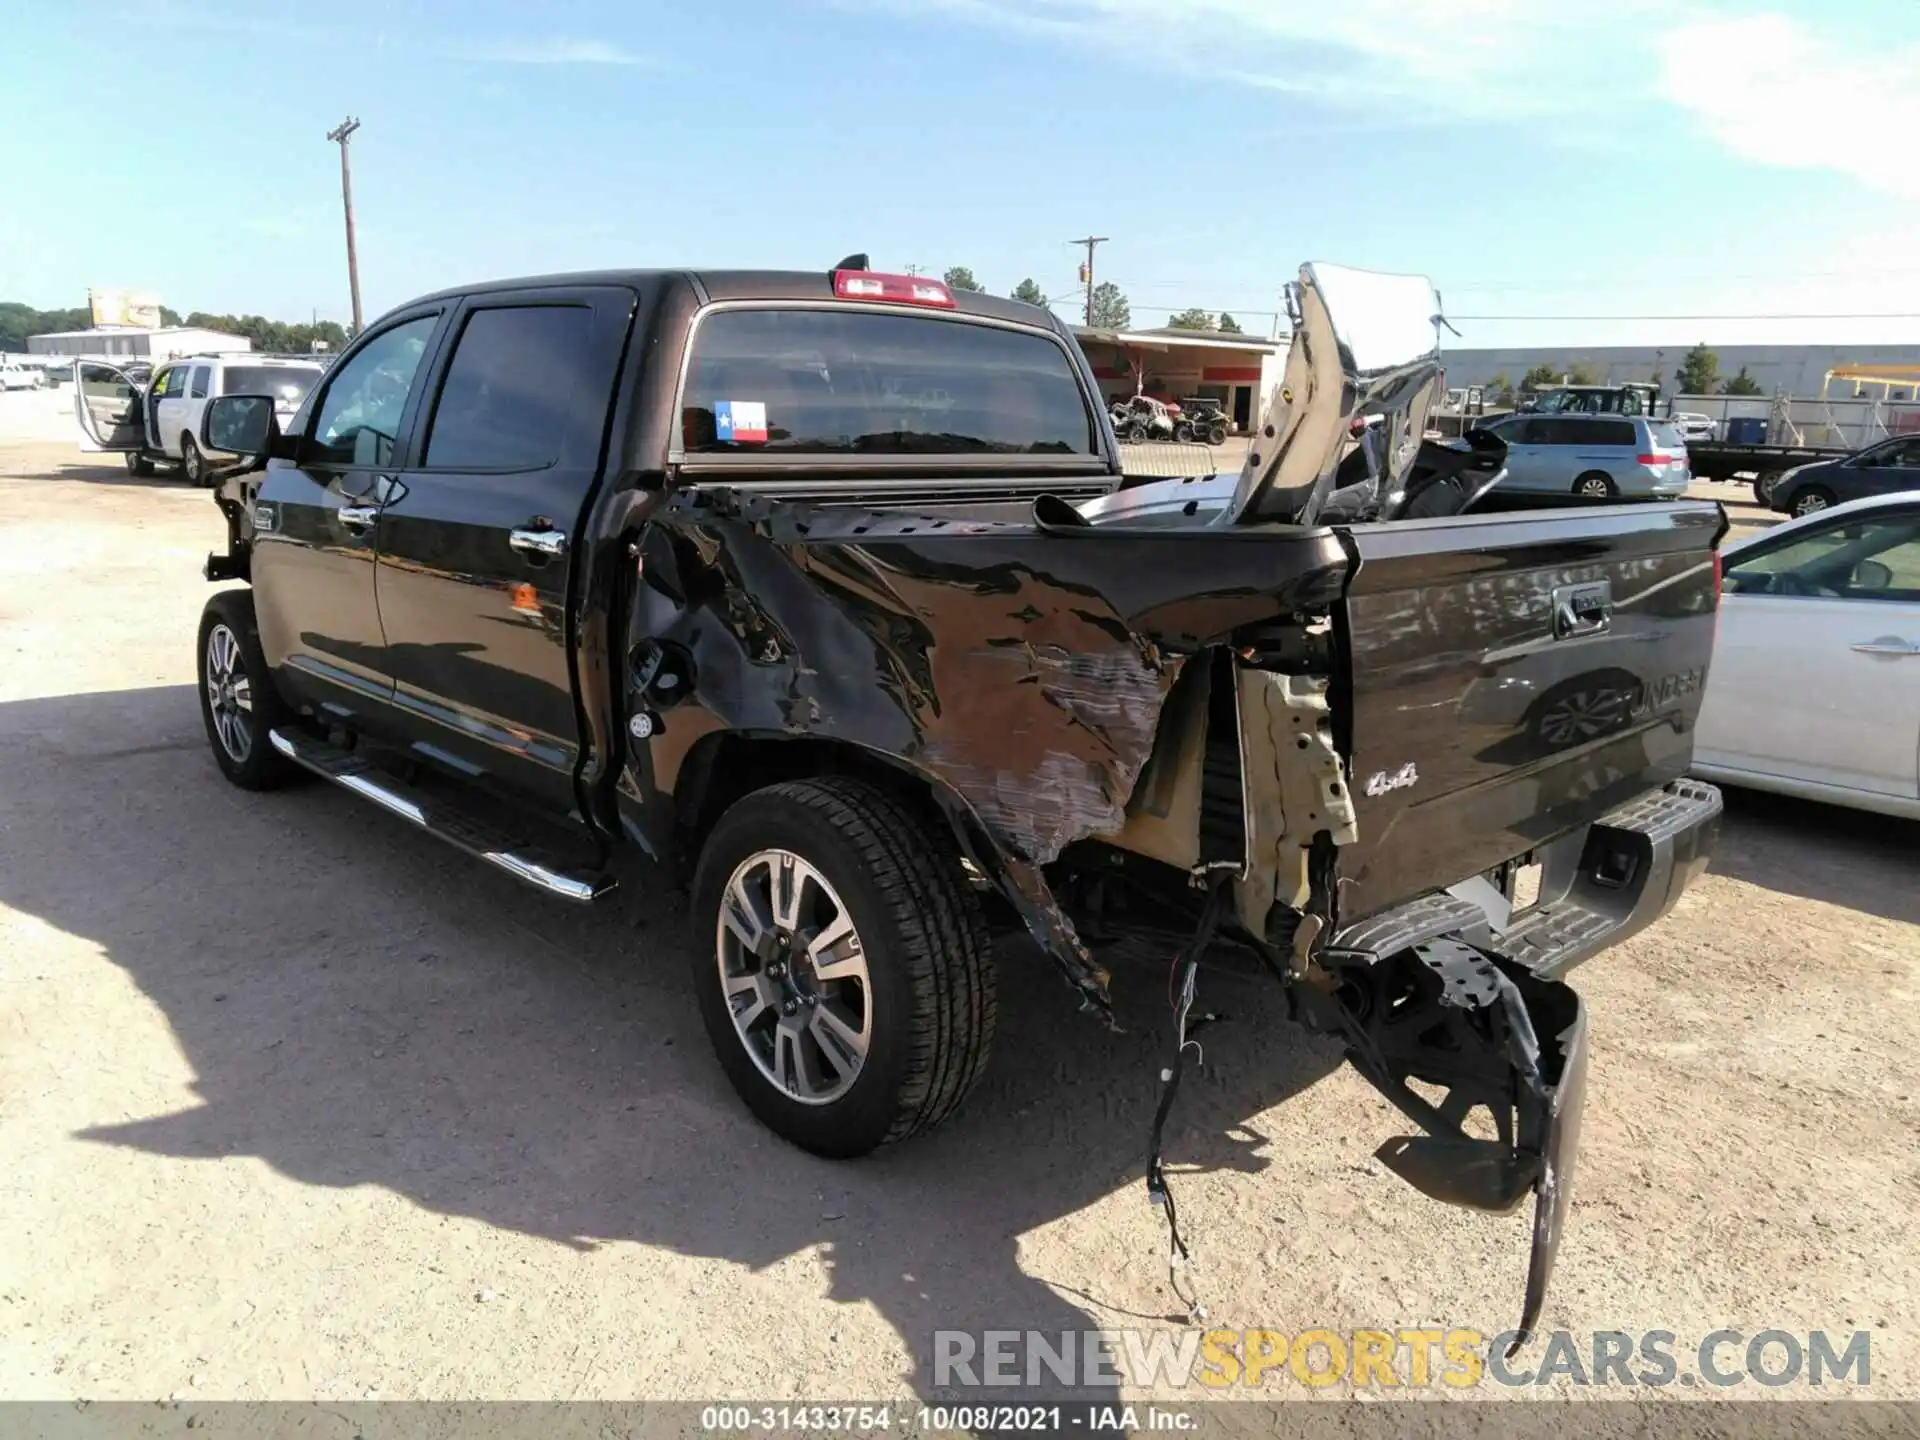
[715,400,769,444]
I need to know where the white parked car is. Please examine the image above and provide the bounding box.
[1672,412,1718,443]
[1694,490,1920,819]
[73,354,324,484]
[0,355,45,390]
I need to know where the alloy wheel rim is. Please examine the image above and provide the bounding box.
[1796,494,1828,515]
[716,848,872,1105]
[1580,478,1610,497]
[204,623,253,762]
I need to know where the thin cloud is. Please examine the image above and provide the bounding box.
[449,37,654,66]
[863,0,1920,202]
[851,0,1662,119]
[1658,14,1920,201]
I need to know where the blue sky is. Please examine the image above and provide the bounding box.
[5,0,1919,349]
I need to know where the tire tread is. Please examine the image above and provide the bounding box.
[695,776,996,1152]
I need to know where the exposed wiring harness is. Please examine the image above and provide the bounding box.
[1145,877,1231,1324]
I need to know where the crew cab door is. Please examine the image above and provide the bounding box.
[73,361,148,451]
[368,286,636,815]
[248,309,448,724]
[152,364,205,457]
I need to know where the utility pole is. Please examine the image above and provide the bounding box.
[326,116,364,333]
[1069,235,1108,327]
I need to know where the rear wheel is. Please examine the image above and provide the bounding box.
[690,777,996,1158]
[180,434,207,487]
[1789,486,1835,518]
[1754,470,1783,504]
[1207,422,1228,445]
[197,590,300,790]
[1573,471,1616,499]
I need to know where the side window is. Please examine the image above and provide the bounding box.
[190,366,211,399]
[1537,419,1576,445]
[1860,440,1920,468]
[1599,420,1637,446]
[422,305,592,470]
[309,315,439,467]
[1726,512,1920,599]
[150,367,175,399]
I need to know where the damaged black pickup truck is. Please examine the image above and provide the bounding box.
[176,259,1724,1345]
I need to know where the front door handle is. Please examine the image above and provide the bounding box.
[509,528,568,559]
[1851,638,1920,657]
[338,505,379,531]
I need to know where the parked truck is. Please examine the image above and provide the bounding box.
[78,258,1726,1349]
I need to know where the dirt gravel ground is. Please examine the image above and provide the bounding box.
[0,438,1915,1410]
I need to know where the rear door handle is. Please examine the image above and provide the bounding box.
[510,528,568,559]
[338,505,378,530]
[1851,638,1920,657]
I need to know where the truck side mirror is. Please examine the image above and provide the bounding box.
[202,394,276,464]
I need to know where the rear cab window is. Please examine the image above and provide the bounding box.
[679,308,1096,458]
[222,365,321,408]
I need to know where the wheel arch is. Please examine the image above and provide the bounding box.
[673,731,1004,884]
[662,730,1105,1001]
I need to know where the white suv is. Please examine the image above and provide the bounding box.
[74,354,326,483]
[1,356,46,390]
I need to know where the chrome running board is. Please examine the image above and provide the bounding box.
[268,727,615,904]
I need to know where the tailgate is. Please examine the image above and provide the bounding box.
[1332,501,1725,923]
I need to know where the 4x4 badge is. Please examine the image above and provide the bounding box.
[1364,762,1419,797]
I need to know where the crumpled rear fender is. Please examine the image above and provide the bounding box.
[616,487,1349,1013]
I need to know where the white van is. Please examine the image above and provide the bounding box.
[74,354,325,483]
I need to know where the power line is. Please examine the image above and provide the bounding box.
[1451,312,1920,322]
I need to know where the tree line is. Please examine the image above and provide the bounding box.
[1476,344,1764,406]
[1,300,350,355]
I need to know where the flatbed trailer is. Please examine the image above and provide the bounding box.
[1685,439,1851,500]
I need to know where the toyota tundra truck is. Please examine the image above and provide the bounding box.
[104,258,1725,1348]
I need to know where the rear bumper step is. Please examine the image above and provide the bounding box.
[268,727,615,904]
[1332,778,1723,977]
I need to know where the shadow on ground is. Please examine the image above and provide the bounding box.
[1708,783,1920,925]
[0,683,1343,1401]
[49,459,192,488]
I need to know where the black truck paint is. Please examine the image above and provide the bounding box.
[184,261,1725,1350]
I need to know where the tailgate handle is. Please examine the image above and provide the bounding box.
[1552,582,1612,638]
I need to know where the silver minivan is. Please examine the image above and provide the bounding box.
[1479,413,1691,500]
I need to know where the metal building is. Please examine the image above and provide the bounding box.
[26,327,253,361]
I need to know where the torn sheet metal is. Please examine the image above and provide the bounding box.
[624,486,1349,1008]
[1234,666,1357,963]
